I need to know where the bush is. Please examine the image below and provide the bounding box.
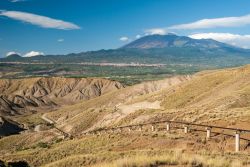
[54,138,63,143]
[37,142,50,148]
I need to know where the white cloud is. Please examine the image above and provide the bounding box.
[145,14,250,34]
[0,10,80,30]
[144,29,178,36]
[23,51,44,57]
[57,39,64,42]
[145,28,167,35]
[6,51,20,57]
[9,0,26,2]
[169,14,250,30]
[119,36,129,42]
[189,33,250,48]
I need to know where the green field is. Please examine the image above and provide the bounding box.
[0,63,213,85]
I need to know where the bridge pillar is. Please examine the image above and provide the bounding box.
[166,123,170,131]
[151,125,155,132]
[206,127,211,139]
[184,126,188,133]
[139,125,142,131]
[235,131,240,152]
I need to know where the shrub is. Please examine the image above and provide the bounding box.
[37,142,50,148]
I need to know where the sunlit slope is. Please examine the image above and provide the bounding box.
[1,132,248,167]
[155,65,250,123]
[49,65,250,135]
[47,76,191,134]
[1,66,250,167]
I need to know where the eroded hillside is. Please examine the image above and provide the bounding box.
[46,75,191,134]
[1,66,250,167]
[0,77,124,116]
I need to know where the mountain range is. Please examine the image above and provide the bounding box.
[1,34,250,65]
[1,34,250,85]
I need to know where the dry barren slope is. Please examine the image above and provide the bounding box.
[1,66,250,167]
[48,65,250,135]
[156,64,250,125]
[46,75,191,134]
[0,77,124,116]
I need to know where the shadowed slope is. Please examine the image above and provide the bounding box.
[0,117,24,136]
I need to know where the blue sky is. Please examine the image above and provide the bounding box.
[1,0,250,57]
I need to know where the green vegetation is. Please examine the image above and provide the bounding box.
[37,142,50,149]
[0,63,210,85]
[1,46,250,85]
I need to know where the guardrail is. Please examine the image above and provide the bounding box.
[82,120,250,152]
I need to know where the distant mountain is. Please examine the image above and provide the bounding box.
[122,34,236,50]
[0,34,250,70]
[1,34,248,62]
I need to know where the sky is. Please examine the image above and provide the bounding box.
[1,0,250,57]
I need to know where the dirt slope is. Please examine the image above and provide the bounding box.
[45,65,250,135]
[0,77,124,116]
[46,75,191,133]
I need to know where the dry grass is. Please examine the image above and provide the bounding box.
[14,112,46,127]
[1,66,250,167]
[46,75,190,130]
[91,151,242,167]
[1,132,249,167]
[49,65,250,135]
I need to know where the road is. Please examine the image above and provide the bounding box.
[34,125,41,132]
[41,114,54,124]
[41,114,72,138]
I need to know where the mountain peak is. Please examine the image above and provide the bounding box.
[122,34,230,49]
